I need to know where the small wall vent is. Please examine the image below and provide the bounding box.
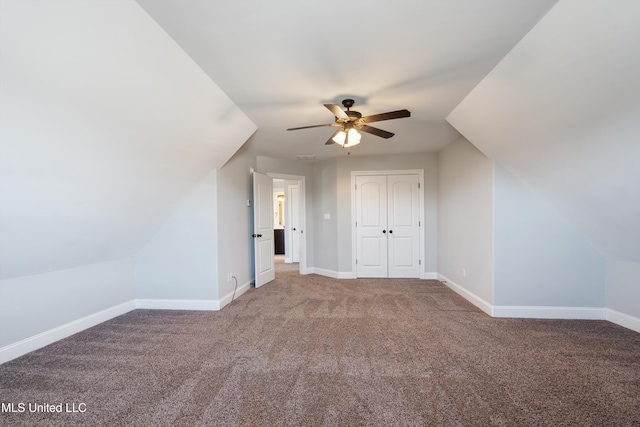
[296,155,316,161]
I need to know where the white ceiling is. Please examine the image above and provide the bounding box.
[135,0,639,264]
[136,0,557,160]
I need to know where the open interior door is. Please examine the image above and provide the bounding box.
[253,172,275,287]
[289,184,301,263]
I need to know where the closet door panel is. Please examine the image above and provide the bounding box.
[355,176,388,278]
[387,174,420,278]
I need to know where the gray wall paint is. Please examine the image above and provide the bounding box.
[447,1,640,265]
[336,154,439,274]
[256,156,314,178]
[437,137,494,303]
[135,170,218,300]
[606,259,640,318]
[308,153,438,275]
[0,0,255,280]
[313,159,339,272]
[216,145,256,300]
[0,258,135,347]
[493,164,605,307]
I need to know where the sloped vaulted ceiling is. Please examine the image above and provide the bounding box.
[0,0,256,279]
[135,0,557,161]
[448,0,640,262]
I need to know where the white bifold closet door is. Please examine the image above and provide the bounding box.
[355,174,420,278]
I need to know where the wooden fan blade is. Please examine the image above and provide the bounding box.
[325,129,341,145]
[361,109,411,123]
[287,123,338,131]
[324,104,349,120]
[360,125,395,139]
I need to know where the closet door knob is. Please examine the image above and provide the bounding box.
[389,230,393,234]
[382,230,386,233]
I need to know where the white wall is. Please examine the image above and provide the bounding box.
[0,258,135,348]
[216,144,257,304]
[493,163,605,307]
[606,259,640,320]
[133,143,258,307]
[0,0,256,354]
[0,0,255,281]
[135,170,218,301]
[437,137,494,304]
[447,0,640,265]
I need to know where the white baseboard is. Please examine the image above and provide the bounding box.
[338,271,356,279]
[493,306,606,320]
[436,274,612,321]
[0,286,260,364]
[308,267,336,278]
[606,308,640,333]
[0,300,136,364]
[438,274,493,316]
[310,268,436,280]
[218,280,253,309]
[135,299,220,311]
[308,267,355,279]
[4,278,638,366]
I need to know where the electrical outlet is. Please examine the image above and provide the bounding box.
[462,268,466,278]
[227,273,233,282]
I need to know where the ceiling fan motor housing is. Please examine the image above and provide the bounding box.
[342,99,355,109]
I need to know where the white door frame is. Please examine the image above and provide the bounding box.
[351,169,425,279]
[267,173,307,275]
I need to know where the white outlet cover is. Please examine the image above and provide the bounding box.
[324,213,330,220]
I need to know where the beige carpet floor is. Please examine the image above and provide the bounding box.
[1,262,639,426]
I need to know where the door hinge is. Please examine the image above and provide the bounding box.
[355,221,357,227]
[418,182,421,189]
[419,221,421,226]
[356,259,358,265]
[419,260,422,265]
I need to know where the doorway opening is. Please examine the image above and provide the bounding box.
[269,174,306,277]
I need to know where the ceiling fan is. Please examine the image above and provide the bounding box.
[287,99,410,150]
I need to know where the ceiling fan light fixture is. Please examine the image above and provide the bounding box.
[287,100,410,151]
[333,128,361,147]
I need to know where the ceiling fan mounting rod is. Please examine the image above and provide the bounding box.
[342,99,355,111]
